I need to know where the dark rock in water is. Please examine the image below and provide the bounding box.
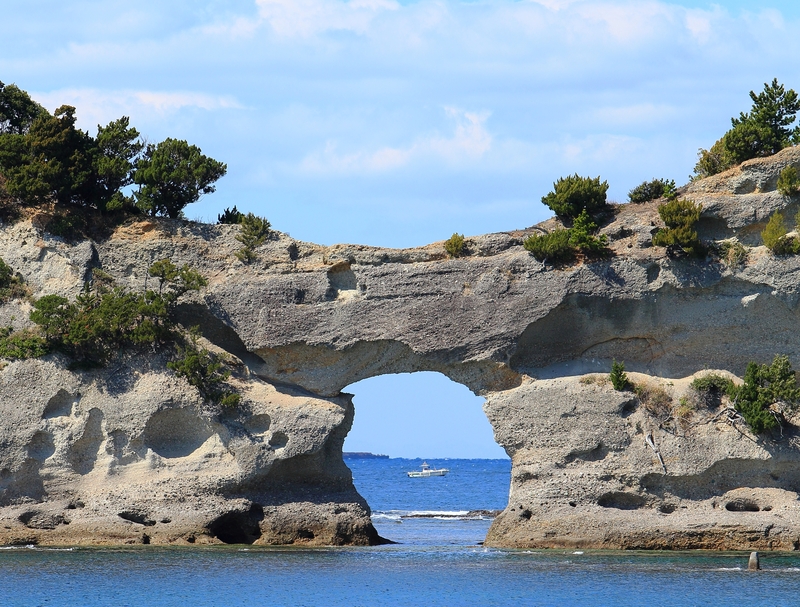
[466,510,502,519]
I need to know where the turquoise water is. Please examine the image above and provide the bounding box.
[3,458,800,606]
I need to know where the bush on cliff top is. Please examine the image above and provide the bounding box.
[444,233,466,258]
[523,229,573,263]
[628,178,677,204]
[609,360,629,391]
[0,80,226,219]
[235,213,271,263]
[694,79,800,179]
[541,174,608,219]
[523,210,608,264]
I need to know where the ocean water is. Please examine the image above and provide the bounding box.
[348,457,511,545]
[3,458,800,607]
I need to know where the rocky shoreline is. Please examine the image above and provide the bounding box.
[2,148,800,548]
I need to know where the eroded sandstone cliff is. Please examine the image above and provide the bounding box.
[2,147,800,548]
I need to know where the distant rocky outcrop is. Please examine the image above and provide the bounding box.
[2,147,800,548]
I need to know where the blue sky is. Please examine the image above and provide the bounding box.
[3,0,800,457]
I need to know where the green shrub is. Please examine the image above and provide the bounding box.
[691,373,735,408]
[730,355,800,434]
[46,214,85,240]
[693,138,735,180]
[761,211,794,253]
[30,287,170,366]
[0,257,26,302]
[718,240,748,267]
[628,179,677,203]
[541,174,608,219]
[167,328,239,406]
[90,268,116,292]
[652,199,703,256]
[0,327,48,359]
[147,259,207,301]
[568,209,608,255]
[29,260,206,367]
[777,166,800,197]
[691,374,734,393]
[610,359,629,391]
[1,80,225,217]
[523,211,608,263]
[693,79,800,179]
[218,206,245,225]
[0,258,12,288]
[444,233,466,258]
[657,198,702,229]
[772,235,800,255]
[523,229,573,263]
[235,213,271,263]
[134,138,227,219]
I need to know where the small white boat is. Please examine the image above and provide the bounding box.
[406,461,449,478]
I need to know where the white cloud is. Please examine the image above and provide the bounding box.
[30,89,242,130]
[253,0,399,37]
[575,1,676,43]
[684,9,714,43]
[299,107,492,174]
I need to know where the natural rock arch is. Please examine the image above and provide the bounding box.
[342,371,506,459]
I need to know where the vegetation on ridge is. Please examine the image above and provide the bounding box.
[523,209,608,263]
[777,166,800,198]
[609,360,629,391]
[235,212,272,263]
[444,233,466,258]
[628,178,677,204]
[541,174,608,219]
[652,199,703,258]
[0,80,226,220]
[0,254,239,406]
[694,79,800,179]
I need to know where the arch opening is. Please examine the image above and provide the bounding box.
[342,371,510,546]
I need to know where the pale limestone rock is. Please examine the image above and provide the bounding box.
[4,148,800,548]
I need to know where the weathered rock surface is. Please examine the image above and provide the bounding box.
[3,148,800,548]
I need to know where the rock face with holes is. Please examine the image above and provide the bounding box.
[0,353,378,547]
[3,148,800,547]
[483,373,800,550]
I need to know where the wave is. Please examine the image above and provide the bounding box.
[372,509,501,521]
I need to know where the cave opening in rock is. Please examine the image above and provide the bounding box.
[208,505,264,545]
[342,371,510,545]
